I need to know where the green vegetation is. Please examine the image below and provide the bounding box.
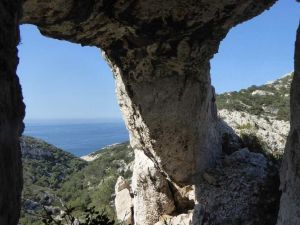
[216,73,293,121]
[236,123,253,130]
[21,136,87,225]
[41,206,115,225]
[58,143,133,218]
[20,136,133,225]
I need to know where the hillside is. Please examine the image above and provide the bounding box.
[19,136,133,225]
[20,136,87,225]
[216,72,292,156]
[217,73,292,121]
[58,142,133,218]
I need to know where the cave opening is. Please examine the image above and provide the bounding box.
[17,24,131,224]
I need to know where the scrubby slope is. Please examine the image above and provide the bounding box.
[217,73,292,121]
[58,143,133,218]
[20,136,87,225]
[217,73,292,156]
[19,136,133,225]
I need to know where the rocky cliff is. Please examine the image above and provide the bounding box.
[276,22,300,225]
[217,73,292,157]
[0,1,24,225]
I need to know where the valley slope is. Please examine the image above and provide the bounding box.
[20,137,133,225]
[217,72,292,157]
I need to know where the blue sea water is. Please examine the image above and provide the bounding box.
[24,120,129,157]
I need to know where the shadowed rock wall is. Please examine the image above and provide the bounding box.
[277,22,300,225]
[0,1,24,225]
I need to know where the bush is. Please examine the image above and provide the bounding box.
[41,206,116,225]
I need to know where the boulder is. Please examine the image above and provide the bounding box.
[115,176,133,225]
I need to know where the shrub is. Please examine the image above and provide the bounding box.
[41,206,116,225]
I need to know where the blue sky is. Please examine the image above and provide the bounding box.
[18,0,300,120]
[211,0,300,93]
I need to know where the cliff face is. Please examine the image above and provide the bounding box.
[276,23,300,225]
[0,1,24,225]
[217,73,293,157]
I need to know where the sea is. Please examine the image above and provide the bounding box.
[23,120,129,157]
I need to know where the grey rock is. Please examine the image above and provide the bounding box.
[276,23,300,225]
[196,148,277,225]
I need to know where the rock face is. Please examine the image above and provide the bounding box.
[196,148,278,225]
[276,23,300,225]
[219,109,289,156]
[154,148,279,225]
[132,149,175,225]
[20,137,53,159]
[115,176,133,225]
[216,72,294,157]
[0,1,24,225]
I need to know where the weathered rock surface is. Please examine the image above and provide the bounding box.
[155,211,193,225]
[155,148,279,225]
[276,22,300,225]
[20,137,53,159]
[217,118,244,155]
[115,176,133,225]
[219,109,289,156]
[195,148,279,225]
[0,1,24,225]
[132,149,175,225]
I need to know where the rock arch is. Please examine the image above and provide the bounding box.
[1,0,299,224]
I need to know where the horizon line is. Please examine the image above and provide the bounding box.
[24,117,124,122]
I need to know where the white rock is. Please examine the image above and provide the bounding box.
[251,90,274,96]
[218,109,290,155]
[155,211,193,225]
[115,176,133,225]
[115,176,130,193]
[132,149,175,225]
[115,189,133,225]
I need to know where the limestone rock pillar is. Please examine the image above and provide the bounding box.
[277,22,300,225]
[110,45,221,224]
